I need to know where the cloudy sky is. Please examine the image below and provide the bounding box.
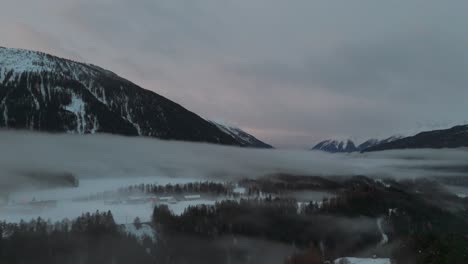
[1,0,467,148]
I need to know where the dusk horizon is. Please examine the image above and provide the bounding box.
[2,1,467,148]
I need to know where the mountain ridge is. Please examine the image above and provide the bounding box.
[363,125,468,152]
[208,120,273,148]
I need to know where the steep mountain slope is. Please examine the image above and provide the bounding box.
[208,121,273,148]
[363,125,468,152]
[378,135,405,145]
[0,47,262,146]
[311,139,357,153]
[357,139,380,151]
[357,135,404,151]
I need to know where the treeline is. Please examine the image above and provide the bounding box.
[79,174,348,202]
[119,181,233,196]
[0,211,154,264]
[239,174,341,195]
[153,197,381,261]
[79,181,237,201]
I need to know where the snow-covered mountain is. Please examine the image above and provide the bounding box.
[0,47,267,147]
[311,139,358,153]
[208,121,273,148]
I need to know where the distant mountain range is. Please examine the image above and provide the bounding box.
[363,125,468,152]
[311,136,403,153]
[313,123,468,153]
[0,47,271,148]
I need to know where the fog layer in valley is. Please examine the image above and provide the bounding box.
[1,130,468,224]
[1,130,468,189]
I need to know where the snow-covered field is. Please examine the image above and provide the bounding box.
[1,198,155,224]
[0,176,219,224]
[0,175,339,224]
[8,176,201,202]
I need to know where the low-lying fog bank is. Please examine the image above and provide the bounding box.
[0,130,466,223]
[1,130,468,192]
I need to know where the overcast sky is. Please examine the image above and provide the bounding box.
[1,0,467,148]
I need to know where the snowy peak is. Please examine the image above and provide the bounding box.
[311,139,357,153]
[0,47,115,83]
[0,47,65,74]
[208,121,273,148]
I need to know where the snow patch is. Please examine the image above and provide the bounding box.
[90,116,99,134]
[31,92,40,110]
[122,223,156,243]
[376,218,388,245]
[233,186,246,194]
[334,257,391,264]
[64,94,86,133]
[374,179,391,188]
[2,104,7,127]
[0,47,117,93]
[0,48,57,73]
[39,75,46,100]
[123,96,141,135]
